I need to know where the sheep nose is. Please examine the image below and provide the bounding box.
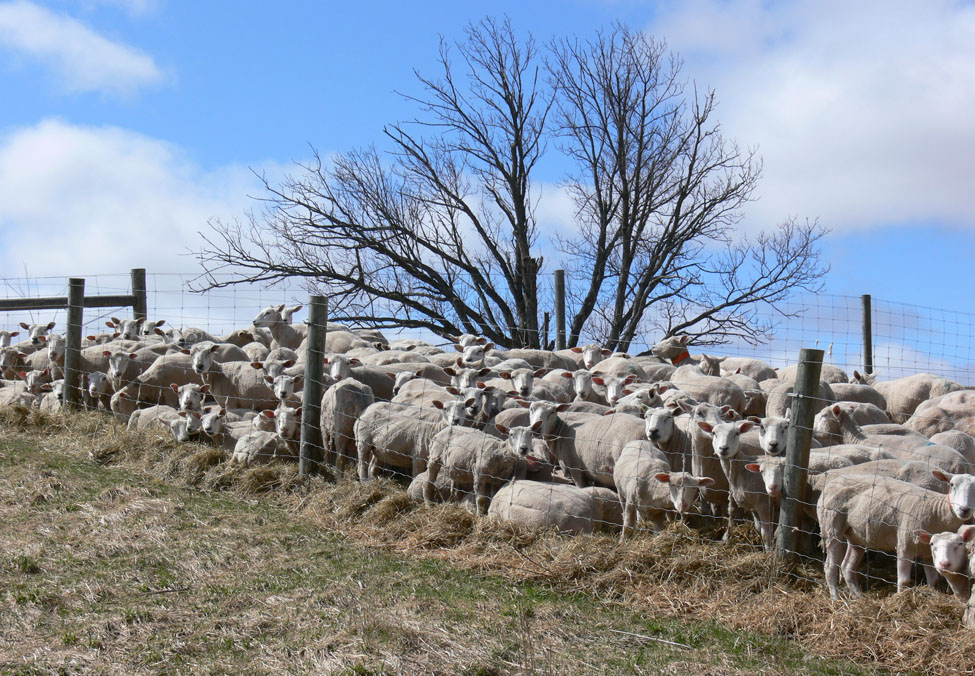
[648,431,659,440]
[957,506,972,519]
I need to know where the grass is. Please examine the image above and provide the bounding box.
[0,406,965,673]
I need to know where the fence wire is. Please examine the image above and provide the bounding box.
[3,269,975,626]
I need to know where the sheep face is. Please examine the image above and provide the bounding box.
[201,408,227,437]
[274,405,302,441]
[270,374,301,402]
[170,411,202,442]
[458,344,487,367]
[481,387,507,419]
[505,426,534,457]
[174,383,207,412]
[925,529,972,574]
[759,416,789,456]
[528,401,566,436]
[252,304,286,328]
[434,399,468,427]
[579,344,610,370]
[656,472,715,515]
[46,334,65,364]
[87,372,111,399]
[644,407,675,444]
[326,355,358,381]
[0,330,20,348]
[698,420,754,460]
[650,334,690,362]
[594,374,637,406]
[392,371,415,396]
[502,368,537,398]
[109,316,144,341]
[20,321,56,346]
[571,369,593,399]
[940,472,975,521]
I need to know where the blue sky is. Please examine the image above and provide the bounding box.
[1,0,975,351]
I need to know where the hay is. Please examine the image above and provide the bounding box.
[5,406,975,674]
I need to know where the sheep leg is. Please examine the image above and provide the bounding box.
[943,570,972,601]
[356,438,372,482]
[841,543,866,598]
[423,458,442,505]
[824,538,846,600]
[923,562,941,589]
[896,556,915,593]
[620,501,636,541]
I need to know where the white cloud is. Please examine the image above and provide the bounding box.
[651,0,975,232]
[0,118,260,278]
[0,0,163,93]
[80,0,159,15]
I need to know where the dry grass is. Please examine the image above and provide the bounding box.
[3,406,972,673]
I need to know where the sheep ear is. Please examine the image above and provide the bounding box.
[739,421,755,434]
[170,383,179,392]
[961,526,975,543]
[603,410,616,416]
[46,321,56,330]
[251,362,264,370]
[932,470,951,483]
[534,368,547,377]
[19,322,30,330]
[570,347,582,353]
[105,321,115,328]
[592,377,605,386]
[443,367,456,376]
[654,473,671,484]
[264,376,274,384]
[283,359,296,368]
[200,385,210,394]
[697,477,715,487]
[432,400,444,409]
[561,371,572,379]
[697,421,713,434]
[517,400,531,409]
[918,530,932,544]
[496,424,509,435]
[500,372,512,380]
[745,463,761,473]
[530,420,543,433]
[103,351,112,357]
[446,387,459,395]
[477,368,492,376]
[556,403,570,412]
[454,344,464,352]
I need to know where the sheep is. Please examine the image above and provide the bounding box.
[37,380,64,414]
[906,390,975,437]
[718,356,777,382]
[528,401,645,489]
[105,316,146,341]
[757,415,823,456]
[320,378,375,471]
[815,403,971,472]
[200,407,254,450]
[494,348,579,371]
[669,367,747,414]
[188,341,251,367]
[106,342,173,391]
[930,430,975,465]
[355,399,469,481]
[643,404,696,473]
[127,404,181,432]
[811,401,893,444]
[0,330,20,348]
[828,382,888,412]
[252,304,305,350]
[43,334,115,380]
[488,480,614,535]
[109,352,202,418]
[591,374,642,408]
[443,366,493,390]
[194,347,279,412]
[18,321,56,347]
[166,327,219,349]
[0,346,27,379]
[696,418,777,549]
[817,471,975,598]
[721,371,766,418]
[425,424,533,515]
[649,334,698,367]
[85,371,113,410]
[170,410,204,443]
[764,380,836,419]
[266,372,304,407]
[919,525,975,600]
[746,453,855,510]
[614,439,714,539]
[231,430,294,466]
[777,362,849,385]
[273,404,302,456]
[872,373,965,424]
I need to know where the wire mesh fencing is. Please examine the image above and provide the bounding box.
[2,268,975,627]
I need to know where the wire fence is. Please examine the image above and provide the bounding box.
[3,268,975,628]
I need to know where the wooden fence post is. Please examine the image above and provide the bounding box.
[300,295,328,476]
[775,347,824,561]
[63,278,85,410]
[131,268,147,321]
[862,294,873,375]
[554,269,566,350]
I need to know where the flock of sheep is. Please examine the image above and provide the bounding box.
[4,304,975,624]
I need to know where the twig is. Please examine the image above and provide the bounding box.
[140,586,191,595]
[609,629,692,650]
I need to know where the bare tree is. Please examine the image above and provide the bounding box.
[197,20,828,351]
[197,17,551,348]
[550,26,828,351]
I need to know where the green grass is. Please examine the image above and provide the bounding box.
[0,432,876,675]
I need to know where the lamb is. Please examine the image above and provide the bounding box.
[919,525,975,600]
[424,424,533,515]
[252,304,305,350]
[106,316,146,341]
[266,372,303,407]
[764,380,836,418]
[0,346,27,379]
[273,404,302,456]
[167,327,219,349]
[817,471,975,598]
[85,371,113,410]
[488,480,616,535]
[757,415,822,456]
[696,418,778,549]
[200,407,255,450]
[106,342,173,390]
[188,341,251,367]
[320,378,375,471]
[127,404,181,432]
[590,356,648,381]
[355,399,469,481]
[614,439,714,539]
[170,410,204,443]
[643,404,696,473]
[110,351,201,415]
[746,453,855,509]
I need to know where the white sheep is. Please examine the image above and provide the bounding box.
[252,304,306,350]
[614,439,714,539]
[818,471,975,598]
[488,480,614,535]
[425,424,533,515]
[320,378,374,471]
